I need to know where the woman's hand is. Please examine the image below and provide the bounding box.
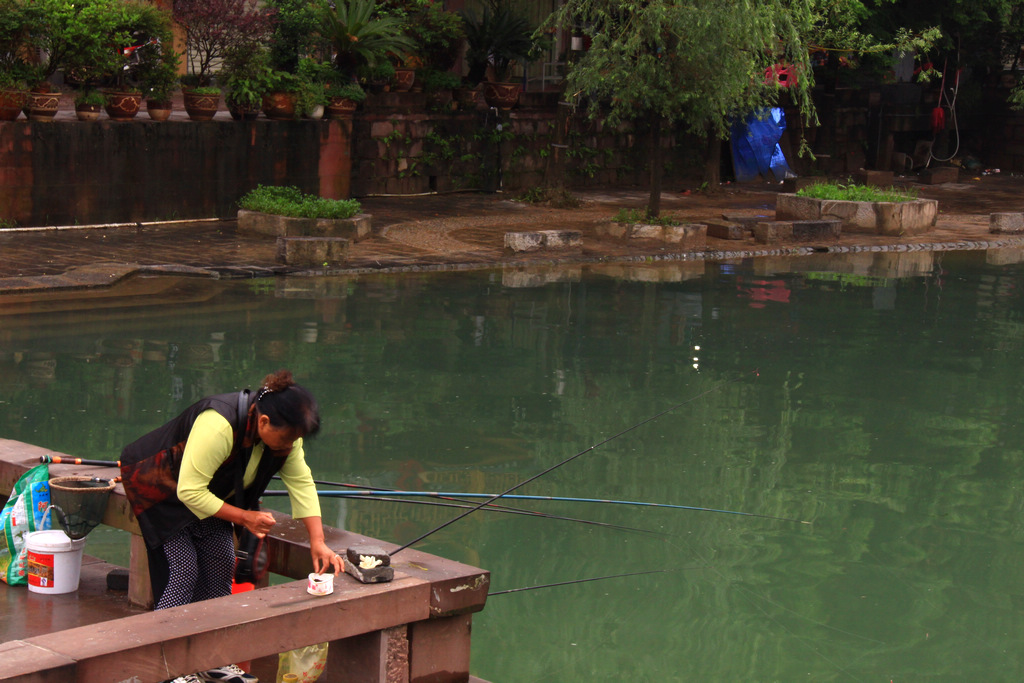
[242,509,277,538]
[311,539,343,576]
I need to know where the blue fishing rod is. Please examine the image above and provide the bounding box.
[264,488,809,525]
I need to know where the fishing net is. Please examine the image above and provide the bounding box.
[48,476,116,540]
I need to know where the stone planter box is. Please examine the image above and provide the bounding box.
[238,210,372,240]
[775,193,937,236]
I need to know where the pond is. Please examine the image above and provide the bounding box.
[2,246,1023,682]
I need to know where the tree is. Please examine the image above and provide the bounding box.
[545,0,818,216]
[173,0,275,86]
[545,0,940,216]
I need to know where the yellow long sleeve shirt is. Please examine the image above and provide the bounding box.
[176,409,321,520]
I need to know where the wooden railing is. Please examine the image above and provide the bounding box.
[0,439,491,683]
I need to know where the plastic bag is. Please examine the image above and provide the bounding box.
[0,465,52,585]
[276,642,328,683]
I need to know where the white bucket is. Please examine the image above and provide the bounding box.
[26,530,85,595]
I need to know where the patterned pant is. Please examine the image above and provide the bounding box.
[150,516,235,610]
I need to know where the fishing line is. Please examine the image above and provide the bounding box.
[489,568,682,596]
[299,489,810,525]
[276,476,664,534]
[390,376,748,556]
[262,490,665,536]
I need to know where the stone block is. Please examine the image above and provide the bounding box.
[704,219,748,240]
[594,221,629,239]
[990,212,1024,234]
[540,229,582,249]
[663,223,707,250]
[630,224,664,240]
[311,213,372,241]
[753,221,794,243]
[504,230,582,253]
[919,166,958,184]
[852,168,895,186]
[722,214,771,227]
[238,210,315,238]
[276,237,350,267]
[504,231,545,253]
[792,219,841,241]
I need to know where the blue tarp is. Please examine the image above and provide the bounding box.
[730,108,793,183]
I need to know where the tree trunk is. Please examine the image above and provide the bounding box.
[647,112,663,217]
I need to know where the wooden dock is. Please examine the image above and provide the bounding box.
[0,439,491,683]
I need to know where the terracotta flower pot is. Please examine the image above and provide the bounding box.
[146,100,172,122]
[326,96,358,120]
[0,89,27,120]
[26,90,61,122]
[104,91,143,121]
[482,81,521,111]
[75,103,102,122]
[453,87,480,111]
[183,90,221,121]
[393,68,415,92]
[262,91,297,121]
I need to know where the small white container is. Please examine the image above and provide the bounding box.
[26,530,85,595]
[307,572,333,596]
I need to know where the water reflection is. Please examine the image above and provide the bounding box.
[1,248,1023,681]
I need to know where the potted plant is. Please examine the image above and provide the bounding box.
[362,61,395,94]
[0,0,32,120]
[262,70,302,120]
[318,0,415,85]
[137,44,181,121]
[73,88,106,121]
[325,82,365,119]
[173,0,275,120]
[295,59,333,119]
[461,2,538,109]
[418,68,460,111]
[221,44,272,120]
[101,1,175,121]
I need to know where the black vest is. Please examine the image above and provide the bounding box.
[120,391,286,548]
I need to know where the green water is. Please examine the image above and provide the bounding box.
[2,248,1024,682]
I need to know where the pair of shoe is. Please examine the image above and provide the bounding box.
[168,664,258,683]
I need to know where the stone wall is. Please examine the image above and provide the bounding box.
[0,119,351,227]
[349,91,695,197]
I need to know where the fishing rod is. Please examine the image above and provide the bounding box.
[266,489,809,525]
[262,490,665,536]
[275,475,664,535]
[390,376,748,556]
[39,455,121,467]
[489,568,679,596]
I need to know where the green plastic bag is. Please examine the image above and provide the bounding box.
[0,465,52,585]
[276,642,328,683]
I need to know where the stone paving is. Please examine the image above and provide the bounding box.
[1,175,1023,294]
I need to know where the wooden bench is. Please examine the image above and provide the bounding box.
[0,439,491,683]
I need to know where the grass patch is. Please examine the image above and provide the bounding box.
[239,185,362,219]
[796,181,918,203]
[612,208,681,226]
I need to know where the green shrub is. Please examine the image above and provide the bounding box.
[612,208,679,226]
[796,181,918,202]
[239,185,362,219]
